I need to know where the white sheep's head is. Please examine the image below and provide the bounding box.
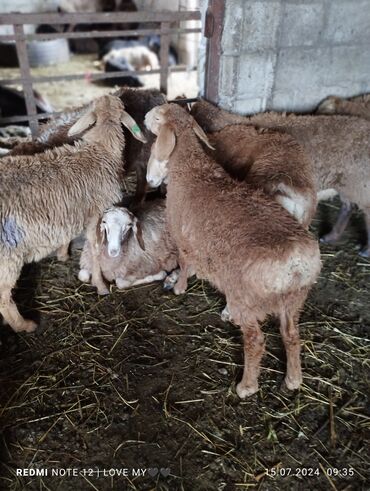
[145,104,213,189]
[67,95,147,143]
[98,207,145,258]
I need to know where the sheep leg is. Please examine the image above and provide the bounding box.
[0,287,37,333]
[236,321,265,398]
[279,311,302,390]
[85,218,109,295]
[221,304,232,322]
[163,268,180,290]
[320,201,353,244]
[116,272,167,290]
[131,271,167,286]
[173,256,191,295]
[133,165,148,206]
[56,243,70,262]
[359,207,370,257]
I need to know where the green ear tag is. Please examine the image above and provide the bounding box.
[132,124,140,134]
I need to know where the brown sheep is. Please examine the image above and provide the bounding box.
[145,103,321,398]
[191,99,370,256]
[207,125,317,228]
[317,94,370,121]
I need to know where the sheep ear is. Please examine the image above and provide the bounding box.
[68,110,97,136]
[154,124,176,161]
[120,111,147,143]
[96,217,106,248]
[192,121,214,149]
[133,218,145,251]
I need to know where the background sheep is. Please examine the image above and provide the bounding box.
[207,125,317,228]
[102,46,159,72]
[0,95,146,333]
[145,104,321,398]
[79,199,178,290]
[317,94,370,121]
[191,100,370,256]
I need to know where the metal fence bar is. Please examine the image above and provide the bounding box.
[13,24,39,138]
[159,21,171,94]
[0,65,197,86]
[0,11,200,25]
[0,27,201,42]
[0,10,202,136]
[0,95,199,125]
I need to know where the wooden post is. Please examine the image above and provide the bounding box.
[14,23,39,139]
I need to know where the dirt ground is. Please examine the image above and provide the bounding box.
[0,196,369,491]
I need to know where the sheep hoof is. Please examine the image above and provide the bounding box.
[163,269,180,290]
[359,247,369,258]
[284,375,302,391]
[236,382,259,399]
[221,306,231,322]
[163,280,174,291]
[116,278,131,290]
[14,319,38,333]
[97,286,110,295]
[173,285,186,295]
[78,269,91,283]
[57,253,70,262]
[319,233,339,245]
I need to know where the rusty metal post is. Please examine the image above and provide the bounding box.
[14,24,39,138]
[160,21,171,94]
[204,0,225,104]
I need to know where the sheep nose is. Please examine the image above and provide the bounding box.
[147,178,157,188]
[108,247,120,258]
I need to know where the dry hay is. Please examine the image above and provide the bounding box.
[0,197,369,491]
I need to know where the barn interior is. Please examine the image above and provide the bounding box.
[0,1,369,490]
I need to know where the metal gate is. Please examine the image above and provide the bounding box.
[0,9,201,137]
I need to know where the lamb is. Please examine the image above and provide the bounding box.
[0,94,146,333]
[317,94,370,121]
[145,103,322,397]
[9,87,167,204]
[79,199,178,289]
[191,100,370,256]
[102,46,159,72]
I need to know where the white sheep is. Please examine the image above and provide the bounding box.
[0,94,146,333]
[103,46,160,72]
[78,199,178,290]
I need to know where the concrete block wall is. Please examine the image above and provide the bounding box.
[201,0,370,114]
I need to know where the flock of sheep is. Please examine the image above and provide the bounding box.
[0,87,369,399]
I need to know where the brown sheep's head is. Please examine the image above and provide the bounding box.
[144,103,213,188]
